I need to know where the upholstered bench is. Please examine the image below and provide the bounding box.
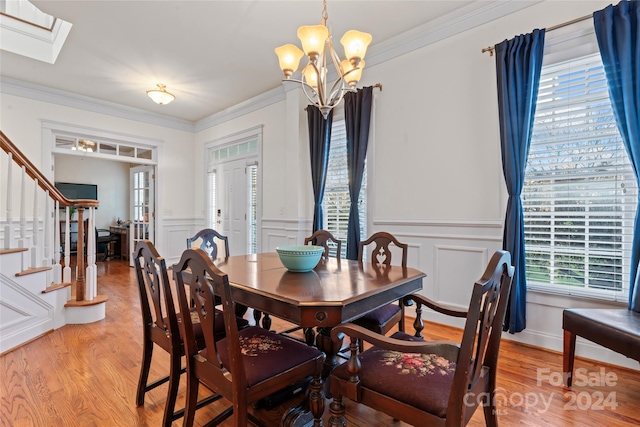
[563,308,640,386]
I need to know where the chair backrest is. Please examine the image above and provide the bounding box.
[449,249,514,420]
[133,240,180,351]
[358,231,407,268]
[186,228,229,260]
[173,249,246,387]
[304,229,342,259]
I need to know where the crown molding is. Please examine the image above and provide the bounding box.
[195,0,542,131]
[1,0,542,134]
[365,0,543,68]
[194,85,286,133]
[0,76,195,132]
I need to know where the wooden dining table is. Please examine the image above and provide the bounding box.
[202,252,425,426]
[215,252,426,376]
[172,248,424,426]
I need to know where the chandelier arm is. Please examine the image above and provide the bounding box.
[282,78,325,108]
[327,75,348,104]
[301,83,322,107]
[281,78,319,95]
[308,61,327,107]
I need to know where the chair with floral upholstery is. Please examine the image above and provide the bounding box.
[173,248,326,426]
[328,250,514,427]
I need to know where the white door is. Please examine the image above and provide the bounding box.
[217,158,247,256]
[130,165,155,265]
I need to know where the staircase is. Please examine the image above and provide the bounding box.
[0,131,108,354]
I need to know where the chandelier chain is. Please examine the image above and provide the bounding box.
[322,0,328,24]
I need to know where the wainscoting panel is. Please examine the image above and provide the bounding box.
[160,217,202,264]
[433,245,489,307]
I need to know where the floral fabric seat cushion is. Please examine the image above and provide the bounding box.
[331,331,456,418]
[216,326,323,387]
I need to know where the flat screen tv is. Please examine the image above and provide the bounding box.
[55,182,98,201]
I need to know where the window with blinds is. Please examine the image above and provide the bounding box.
[247,164,258,254]
[323,119,367,258]
[523,53,637,300]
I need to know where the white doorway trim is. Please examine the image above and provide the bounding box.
[204,125,263,253]
[40,120,163,251]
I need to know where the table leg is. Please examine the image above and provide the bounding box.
[315,327,343,385]
[252,310,272,330]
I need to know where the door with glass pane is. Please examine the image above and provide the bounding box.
[130,165,155,265]
[217,158,247,256]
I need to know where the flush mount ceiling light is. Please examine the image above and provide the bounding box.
[274,0,372,118]
[146,83,175,105]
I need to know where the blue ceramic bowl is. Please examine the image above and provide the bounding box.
[276,245,324,272]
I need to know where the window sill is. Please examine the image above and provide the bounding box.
[527,284,628,309]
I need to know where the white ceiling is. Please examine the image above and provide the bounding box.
[1,1,486,123]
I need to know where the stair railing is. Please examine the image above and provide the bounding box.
[1,130,99,302]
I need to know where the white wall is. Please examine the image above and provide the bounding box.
[0,93,197,256]
[54,154,129,229]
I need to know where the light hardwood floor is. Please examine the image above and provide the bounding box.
[1,258,639,426]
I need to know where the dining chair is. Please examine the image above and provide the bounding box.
[281,229,343,345]
[173,248,326,426]
[304,229,342,259]
[133,240,246,427]
[186,228,229,260]
[96,227,117,260]
[186,228,250,319]
[352,231,410,343]
[328,250,514,427]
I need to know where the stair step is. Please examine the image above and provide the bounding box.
[15,266,52,277]
[42,283,72,294]
[0,248,28,255]
[64,295,109,307]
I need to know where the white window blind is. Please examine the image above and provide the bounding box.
[323,119,367,258]
[524,53,637,301]
[247,164,258,254]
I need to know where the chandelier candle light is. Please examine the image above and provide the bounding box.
[146,83,175,105]
[275,0,371,119]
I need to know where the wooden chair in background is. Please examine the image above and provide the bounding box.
[329,250,514,427]
[186,228,229,260]
[352,231,410,341]
[173,248,326,426]
[186,228,250,319]
[280,229,343,345]
[304,229,342,260]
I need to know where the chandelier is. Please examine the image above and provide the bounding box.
[274,0,372,119]
[146,83,175,105]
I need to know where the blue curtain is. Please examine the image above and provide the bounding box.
[594,0,640,312]
[344,87,373,260]
[495,29,545,333]
[307,106,334,233]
